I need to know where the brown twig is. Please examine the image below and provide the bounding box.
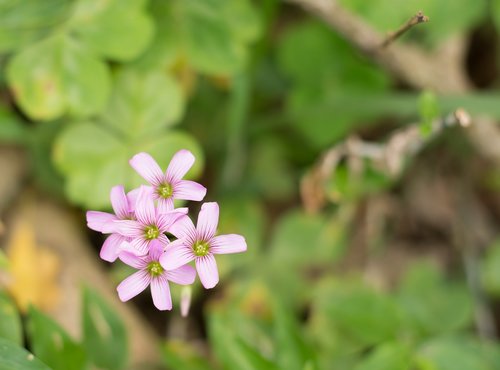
[381,11,429,48]
[300,109,470,213]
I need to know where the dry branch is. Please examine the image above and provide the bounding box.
[381,11,429,48]
[301,109,470,213]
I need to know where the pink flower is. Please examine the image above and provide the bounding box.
[117,240,196,311]
[86,185,137,262]
[129,150,206,213]
[112,186,187,255]
[160,202,247,289]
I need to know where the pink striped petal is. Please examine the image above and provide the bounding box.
[119,250,148,269]
[210,234,247,255]
[160,242,195,271]
[151,276,172,311]
[165,265,196,285]
[157,197,174,214]
[169,215,196,241]
[157,233,170,245]
[129,152,164,186]
[126,187,143,213]
[148,239,165,261]
[112,220,144,238]
[131,238,150,256]
[117,270,150,302]
[86,211,116,232]
[110,185,129,219]
[174,180,207,201]
[196,254,219,289]
[197,202,219,240]
[165,150,195,182]
[134,186,156,226]
[100,234,126,262]
[157,209,188,233]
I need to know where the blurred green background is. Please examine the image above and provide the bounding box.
[3,0,500,369]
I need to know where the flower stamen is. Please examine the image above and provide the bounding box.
[193,240,210,257]
[147,261,164,277]
[144,225,160,240]
[157,183,173,199]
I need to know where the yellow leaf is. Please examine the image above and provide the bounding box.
[6,221,60,312]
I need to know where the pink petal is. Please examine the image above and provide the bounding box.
[157,233,170,245]
[151,276,172,311]
[126,187,143,213]
[174,180,207,201]
[157,208,188,233]
[196,202,219,241]
[119,250,148,269]
[165,265,196,285]
[134,186,156,226]
[110,185,129,219]
[129,152,164,186]
[169,214,197,241]
[157,197,174,214]
[196,254,219,289]
[148,239,165,261]
[180,287,192,317]
[117,270,150,302]
[100,234,126,262]
[160,242,195,271]
[210,234,247,255]
[86,211,116,232]
[131,238,150,256]
[112,220,144,238]
[165,149,195,182]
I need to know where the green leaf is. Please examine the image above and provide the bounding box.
[481,239,500,297]
[273,300,317,370]
[208,311,279,370]
[216,196,265,278]
[135,0,261,74]
[312,280,400,348]
[0,107,27,144]
[102,68,184,136]
[162,340,215,370]
[0,337,51,370]
[71,0,154,61]
[247,136,295,201]
[28,120,65,196]
[419,90,440,137]
[269,209,349,267]
[0,0,73,53]
[7,34,110,121]
[354,342,412,370]
[397,263,473,339]
[277,21,390,148]
[82,287,127,370]
[28,307,87,370]
[415,337,493,370]
[0,291,22,345]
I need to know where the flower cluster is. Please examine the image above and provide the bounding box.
[86,150,247,312]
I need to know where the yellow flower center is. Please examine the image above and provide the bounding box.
[144,225,159,240]
[157,183,173,199]
[193,240,210,257]
[147,261,164,277]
